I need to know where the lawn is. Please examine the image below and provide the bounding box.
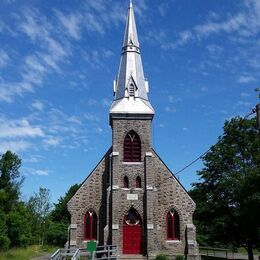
[0,245,57,260]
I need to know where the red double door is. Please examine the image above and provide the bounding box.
[123,225,142,254]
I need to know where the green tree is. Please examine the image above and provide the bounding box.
[28,187,52,246]
[7,202,32,247]
[46,184,79,246]
[0,151,23,212]
[51,184,79,223]
[190,117,260,260]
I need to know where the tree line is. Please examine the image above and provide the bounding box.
[0,150,79,250]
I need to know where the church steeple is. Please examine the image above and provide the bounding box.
[110,0,154,121]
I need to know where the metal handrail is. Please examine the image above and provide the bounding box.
[50,249,61,260]
[71,248,80,260]
[50,245,119,260]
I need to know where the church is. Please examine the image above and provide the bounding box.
[67,1,199,259]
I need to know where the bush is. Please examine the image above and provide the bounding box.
[45,222,68,246]
[155,254,168,260]
[0,235,11,251]
[175,255,184,260]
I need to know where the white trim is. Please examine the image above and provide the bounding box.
[166,240,181,243]
[112,224,119,230]
[145,152,153,157]
[122,162,143,165]
[70,224,77,229]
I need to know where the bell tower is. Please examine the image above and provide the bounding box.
[109,0,155,255]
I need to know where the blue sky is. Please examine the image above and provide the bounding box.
[0,0,259,203]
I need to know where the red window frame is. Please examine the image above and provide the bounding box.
[84,210,97,240]
[166,210,180,240]
[136,176,141,188]
[124,131,141,162]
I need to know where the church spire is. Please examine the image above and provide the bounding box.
[110,0,154,119]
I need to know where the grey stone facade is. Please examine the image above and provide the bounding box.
[67,2,199,258]
[67,118,199,259]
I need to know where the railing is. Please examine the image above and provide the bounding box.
[50,248,77,260]
[200,247,257,259]
[93,245,119,260]
[50,245,119,260]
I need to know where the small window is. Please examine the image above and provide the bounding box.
[167,209,180,240]
[123,176,129,188]
[84,210,97,240]
[124,131,141,162]
[136,176,141,188]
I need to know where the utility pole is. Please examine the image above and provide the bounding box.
[255,88,260,130]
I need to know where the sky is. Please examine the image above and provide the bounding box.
[0,0,259,203]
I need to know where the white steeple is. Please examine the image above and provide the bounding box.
[110,0,154,120]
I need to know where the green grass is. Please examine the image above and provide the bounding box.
[0,245,58,260]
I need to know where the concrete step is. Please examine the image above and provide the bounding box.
[121,255,147,260]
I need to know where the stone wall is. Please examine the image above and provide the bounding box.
[67,148,111,247]
[67,118,199,259]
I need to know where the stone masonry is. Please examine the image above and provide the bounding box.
[67,1,199,259]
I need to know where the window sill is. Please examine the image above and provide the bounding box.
[122,162,143,165]
[166,240,181,243]
[121,188,130,191]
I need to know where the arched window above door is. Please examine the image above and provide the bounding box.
[84,209,97,240]
[124,131,141,162]
[166,209,180,240]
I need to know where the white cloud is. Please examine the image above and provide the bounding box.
[67,116,82,124]
[240,92,250,97]
[195,13,246,36]
[0,118,44,138]
[0,140,31,153]
[164,106,176,113]
[0,50,9,68]
[34,169,49,176]
[238,75,256,83]
[32,100,44,111]
[95,127,103,133]
[43,136,61,147]
[55,10,82,40]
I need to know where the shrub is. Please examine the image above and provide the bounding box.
[155,254,168,260]
[175,255,184,260]
[0,235,11,251]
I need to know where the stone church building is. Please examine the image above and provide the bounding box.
[68,1,199,259]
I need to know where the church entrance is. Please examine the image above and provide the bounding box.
[123,209,142,254]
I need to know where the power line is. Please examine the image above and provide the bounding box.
[155,108,257,187]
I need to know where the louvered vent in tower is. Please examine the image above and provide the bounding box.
[129,83,135,97]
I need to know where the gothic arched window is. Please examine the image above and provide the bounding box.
[136,176,141,188]
[124,131,141,162]
[166,209,180,240]
[123,176,129,188]
[84,210,97,240]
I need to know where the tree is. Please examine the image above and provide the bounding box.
[190,117,260,260]
[0,151,23,212]
[27,187,52,246]
[46,184,79,246]
[7,202,32,247]
[51,184,79,223]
